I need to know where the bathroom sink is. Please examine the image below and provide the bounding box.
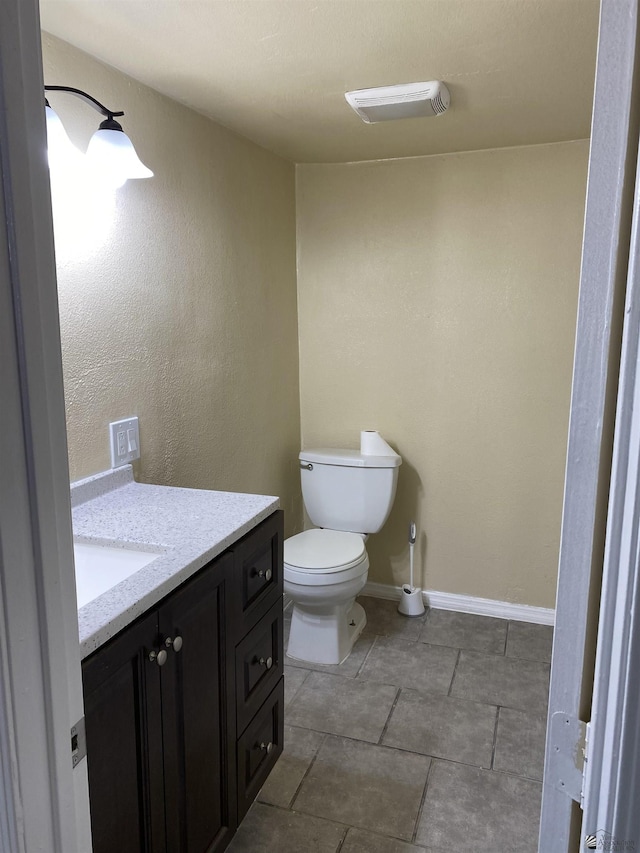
[73,540,162,608]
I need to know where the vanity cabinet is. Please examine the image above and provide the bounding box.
[82,510,284,853]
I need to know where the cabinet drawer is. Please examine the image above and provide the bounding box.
[232,511,283,637]
[235,600,283,734]
[236,678,284,821]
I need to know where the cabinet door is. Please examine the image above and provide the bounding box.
[82,611,165,853]
[160,552,236,853]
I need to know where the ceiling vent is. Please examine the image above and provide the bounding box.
[345,81,450,124]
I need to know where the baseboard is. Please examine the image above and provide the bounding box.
[362,581,555,626]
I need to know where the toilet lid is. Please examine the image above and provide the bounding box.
[284,529,366,573]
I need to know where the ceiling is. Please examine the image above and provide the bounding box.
[39,0,601,164]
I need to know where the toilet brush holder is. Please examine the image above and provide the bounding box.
[398,520,425,617]
[398,584,426,617]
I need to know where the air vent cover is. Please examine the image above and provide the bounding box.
[345,81,450,124]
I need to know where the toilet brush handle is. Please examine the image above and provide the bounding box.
[408,522,417,590]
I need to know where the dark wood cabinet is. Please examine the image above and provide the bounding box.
[159,553,235,853]
[82,510,284,853]
[82,610,165,853]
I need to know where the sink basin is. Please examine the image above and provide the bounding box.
[74,540,162,608]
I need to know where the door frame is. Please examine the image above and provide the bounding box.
[539,0,640,850]
[0,0,89,850]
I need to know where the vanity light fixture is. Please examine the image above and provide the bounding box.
[44,85,153,188]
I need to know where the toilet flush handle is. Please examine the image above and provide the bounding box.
[300,462,313,471]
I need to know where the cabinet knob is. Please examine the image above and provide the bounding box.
[165,635,183,652]
[258,656,273,670]
[149,649,167,667]
[259,741,273,754]
[257,568,272,581]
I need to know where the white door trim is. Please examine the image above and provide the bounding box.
[582,75,640,848]
[0,0,88,850]
[539,0,640,850]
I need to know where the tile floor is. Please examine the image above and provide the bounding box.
[227,596,553,853]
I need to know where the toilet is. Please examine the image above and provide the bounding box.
[284,438,401,665]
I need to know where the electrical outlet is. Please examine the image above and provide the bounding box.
[109,417,140,468]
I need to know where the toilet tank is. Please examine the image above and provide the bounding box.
[299,448,402,534]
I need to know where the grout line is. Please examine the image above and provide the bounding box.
[490,706,501,769]
[491,766,544,785]
[378,687,402,744]
[258,800,355,833]
[411,755,435,844]
[270,794,432,850]
[299,727,510,773]
[334,825,349,853]
[354,633,379,678]
[288,732,326,809]
[447,649,462,696]
[284,667,311,710]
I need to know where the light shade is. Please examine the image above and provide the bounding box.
[45,104,82,170]
[86,121,153,189]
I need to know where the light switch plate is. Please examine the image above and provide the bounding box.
[109,416,140,468]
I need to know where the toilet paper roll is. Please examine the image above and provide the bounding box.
[360,430,397,456]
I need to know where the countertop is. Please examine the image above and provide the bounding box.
[72,466,279,658]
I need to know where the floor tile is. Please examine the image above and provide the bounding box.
[507,621,554,663]
[358,595,427,641]
[284,665,310,708]
[227,802,345,853]
[341,826,432,852]
[294,735,431,842]
[258,726,325,808]
[286,670,398,742]
[285,633,374,678]
[493,706,547,781]
[382,689,497,768]
[419,609,507,655]
[451,649,550,713]
[358,636,458,693]
[415,760,542,851]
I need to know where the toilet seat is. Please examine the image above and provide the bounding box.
[284,529,368,586]
[284,528,365,572]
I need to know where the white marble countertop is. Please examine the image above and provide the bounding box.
[72,466,279,658]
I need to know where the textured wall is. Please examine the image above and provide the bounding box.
[43,34,303,533]
[296,142,589,608]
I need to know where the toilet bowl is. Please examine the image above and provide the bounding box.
[284,437,401,666]
[284,529,369,665]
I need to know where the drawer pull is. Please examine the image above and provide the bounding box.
[149,649,167,667]
[257,656,273,670]
[255,568,272,581]
[259,741,273,754]
[165,635,183,652]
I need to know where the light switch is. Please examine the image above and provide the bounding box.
[127,428,137,453]
[109,417,140,467]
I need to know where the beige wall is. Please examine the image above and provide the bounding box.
[44,30,588,607]
[43,34,303,533]
[296,142,589,608]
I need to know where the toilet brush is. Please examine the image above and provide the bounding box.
[398,521,426,617]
